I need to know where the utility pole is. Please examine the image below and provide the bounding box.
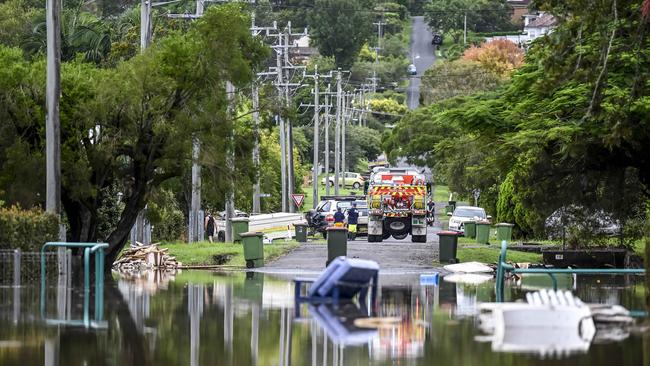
[276,32,288,212]
[283,30,296,213]
[372,14,385,95]
[46,0,62,240]
[224,81,236,242]
[324,84,331,197]
[311,66,320,208]
[334,71,342,195]
[341,92,347,177]
[189,137,201,242]
[251,83,261,213]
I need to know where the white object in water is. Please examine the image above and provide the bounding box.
[444,273,493,285]
[477,290,596,356]
[443,261,493,273]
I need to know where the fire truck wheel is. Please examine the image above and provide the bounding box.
[382,231,391,240]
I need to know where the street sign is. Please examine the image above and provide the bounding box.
[259,193,271,198]
[291,194,305,207]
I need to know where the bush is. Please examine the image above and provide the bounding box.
[0,206,60,251]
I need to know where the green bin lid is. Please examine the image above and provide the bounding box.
[496,223,514,227]
[293,222,309,227]
[231,217,250,222]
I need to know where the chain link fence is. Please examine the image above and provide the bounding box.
[0,249,70,286]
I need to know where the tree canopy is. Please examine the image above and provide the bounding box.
[385,0,650,242]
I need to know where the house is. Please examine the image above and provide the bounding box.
[290,35,319,64]
[507,0,531,24]
[523,12,557,40]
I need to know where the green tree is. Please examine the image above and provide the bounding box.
[308,0,374,68]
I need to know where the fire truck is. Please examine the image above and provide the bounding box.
[366,168,428,242]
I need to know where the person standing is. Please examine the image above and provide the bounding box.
[333,207,345,226]
[346,203,359,240]
[205,213,216,243]
[427,199,435,226]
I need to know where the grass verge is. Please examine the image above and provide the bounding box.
[160,241,300,267]
[455,246,542,264]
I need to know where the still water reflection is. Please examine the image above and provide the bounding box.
[0,270,646,365]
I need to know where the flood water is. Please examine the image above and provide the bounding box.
[0,270,646,365]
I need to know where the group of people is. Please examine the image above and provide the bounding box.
[333,203,360,239]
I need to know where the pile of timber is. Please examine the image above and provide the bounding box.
[112,243,181,271]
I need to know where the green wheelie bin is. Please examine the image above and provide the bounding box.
[241,231,264,268]
[463,221,477,239]
[437,230,460,263]
[496,223,514,243]
[475,221,491,245]
[231,217,250,243]
[326,226,348,266]
[294,223,308,243]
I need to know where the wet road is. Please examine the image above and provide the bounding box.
[406,16,436,110]
[265,204,447,275]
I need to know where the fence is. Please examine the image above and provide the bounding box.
[0,249,70,286]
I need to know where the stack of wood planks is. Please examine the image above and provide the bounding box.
[113,243,181,271]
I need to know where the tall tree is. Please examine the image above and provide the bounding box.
[308,0,373,68]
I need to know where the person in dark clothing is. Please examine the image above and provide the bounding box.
[347,203,359,225]
[205,213,216,243]
[346,203,359,240]
[333,207,345,224]
[426,199,435,226]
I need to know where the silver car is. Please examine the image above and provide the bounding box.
[448,206,489,232]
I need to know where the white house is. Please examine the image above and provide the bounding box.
[523,12,557,40]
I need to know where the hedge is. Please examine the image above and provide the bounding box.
[0,206,60,252]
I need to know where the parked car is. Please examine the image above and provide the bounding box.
[321,172,365,189]
[305,196,367,238]
[407,64,417,75]
[448,206,490,232]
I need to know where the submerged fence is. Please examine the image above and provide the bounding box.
[0,249,70,286]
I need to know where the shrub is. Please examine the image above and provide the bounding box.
[0,206,60,252]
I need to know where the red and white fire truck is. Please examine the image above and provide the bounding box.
[366,168,428,242]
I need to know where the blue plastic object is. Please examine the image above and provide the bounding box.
[420,273,440,286]
[294,256,379,317]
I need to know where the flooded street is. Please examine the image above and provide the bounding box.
[0,270,646,366]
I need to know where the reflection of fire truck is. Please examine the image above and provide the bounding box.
[366,169,428,242]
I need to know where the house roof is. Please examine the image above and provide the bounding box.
[507,0,531,7]
[526,12,557,28]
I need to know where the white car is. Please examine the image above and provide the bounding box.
[448,206,490,232]
[408,64,417,75]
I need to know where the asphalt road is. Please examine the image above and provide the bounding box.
[406,16,436,110]
[262,200,448,274]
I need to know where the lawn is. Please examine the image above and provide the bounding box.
[433,184,450,203]
[160,241,300,267]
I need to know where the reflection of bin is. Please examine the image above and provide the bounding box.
[464,221,476,239]
[231,217,250,242]
[475,221,491,245]
[326,226,348,266]
[294,223,308,243]
[496,223,514,243]
[448,200,457,211]
[437,231,460,263]
[445,205,454,214]
[241,231,264,268]
[243,272,264,303]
